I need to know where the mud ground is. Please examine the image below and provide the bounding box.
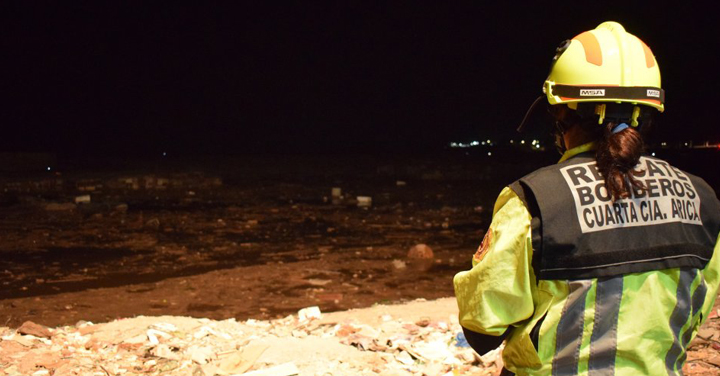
[1,148,717,331]
[1,152,551,328]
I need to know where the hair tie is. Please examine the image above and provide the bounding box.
[612,123,629,134]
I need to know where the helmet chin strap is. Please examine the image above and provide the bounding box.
[554,131,567,155]
[551,105,577,154]
[554,119,571,154]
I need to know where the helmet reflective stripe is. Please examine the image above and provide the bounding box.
[550,84,665,104]
[638,38,656,69]
[574,32,603,66]
[544,21,664,112]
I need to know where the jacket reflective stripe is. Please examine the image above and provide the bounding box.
[679,275,707,366]
[552,278,624,376]
[664,269,707,374]
[588,276,623,376]
[664,269,699,374]
[552,280,592,375]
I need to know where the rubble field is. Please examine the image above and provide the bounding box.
[1,297,720,375]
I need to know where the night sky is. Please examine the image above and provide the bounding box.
[3,2,719,157]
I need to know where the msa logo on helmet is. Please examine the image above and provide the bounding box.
[647,89,661,98]
[580,89,605,96]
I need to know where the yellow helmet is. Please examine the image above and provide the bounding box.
[544,21,664,113]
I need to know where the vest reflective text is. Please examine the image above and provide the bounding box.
[513,153,720,280]
[561,157,702,233]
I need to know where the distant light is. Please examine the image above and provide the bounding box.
[487,152,492,156]
[521,140,526,144]
[470,141,479,146]
[510,140,514,144]
[486,139,491,144]
[651,152,656,156]
[162,152,167,156]
[47,167,51,171]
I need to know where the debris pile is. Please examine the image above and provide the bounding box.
[0,299,503,376]
[2,296,720,376]
[684,307,720,375]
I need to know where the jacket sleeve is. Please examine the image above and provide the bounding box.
[453,186,536,337]
[699,232,720,325]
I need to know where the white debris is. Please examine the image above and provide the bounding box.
[356,196,372,208]
[391,259,407,270]
[146,328,171,345]
[298,306,322,322]
[150,322,178,332]
[74,195,91,204]
[395,350,415,365]
[188,344,215,364]
[0,300,508,376]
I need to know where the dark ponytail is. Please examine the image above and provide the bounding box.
[595,123,645,200]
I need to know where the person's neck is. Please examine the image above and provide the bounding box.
[563,125,596,150]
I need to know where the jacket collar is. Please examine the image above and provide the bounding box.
[559,141,597,163]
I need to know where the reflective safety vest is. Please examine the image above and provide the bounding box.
[513,152,720,280]
[453,149,720,376]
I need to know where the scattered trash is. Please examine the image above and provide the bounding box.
[331,187,343,205]
[395,350,415,365]
[0,300,506,375]
[298,306,322,322]
[455,331,470,348]
[218,343,269,374]
[357,196,372,208]
[146,328,171,345]
[1,294,717,375]
[392,259,407,270]
[74,195,91,204]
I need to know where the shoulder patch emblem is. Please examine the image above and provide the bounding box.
[473,228,494,263]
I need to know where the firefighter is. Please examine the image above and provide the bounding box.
[453,21,720,376]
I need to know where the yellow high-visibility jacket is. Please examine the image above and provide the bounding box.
[454,143,720,376]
